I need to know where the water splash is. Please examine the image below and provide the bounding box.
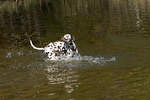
[44,55,117,67]
[79,56,116,64]
[44,55,116,94]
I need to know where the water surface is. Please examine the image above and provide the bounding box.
[0,0,150,100]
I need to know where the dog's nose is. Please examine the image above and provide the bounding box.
[70,42,73,45]
[45,52,49,55]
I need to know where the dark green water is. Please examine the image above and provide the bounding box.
[1,0,150,100]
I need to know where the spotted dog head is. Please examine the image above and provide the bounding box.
[61,34,75,43]
[61,34,78,53]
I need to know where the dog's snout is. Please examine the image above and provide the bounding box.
[70,42,73,45]
[45,52,49,55]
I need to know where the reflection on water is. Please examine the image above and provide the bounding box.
[45,64,80,94]
[0,0,150,100]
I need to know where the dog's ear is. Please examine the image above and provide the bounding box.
[71,34,75,41]
[61,36,66,42]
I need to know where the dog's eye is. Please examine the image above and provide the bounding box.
[45,52,49,55]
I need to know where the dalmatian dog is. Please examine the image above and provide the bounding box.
[30,34,79,60]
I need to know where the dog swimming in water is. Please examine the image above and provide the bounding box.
[30,34,79,60]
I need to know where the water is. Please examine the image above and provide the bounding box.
[0,0,150,100]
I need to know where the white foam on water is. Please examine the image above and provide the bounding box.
[44,55,117,67]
